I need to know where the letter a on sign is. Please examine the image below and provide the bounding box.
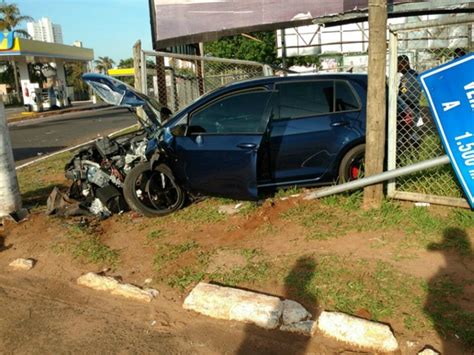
[442,101,460,112]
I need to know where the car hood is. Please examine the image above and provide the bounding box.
[82,73,169,127]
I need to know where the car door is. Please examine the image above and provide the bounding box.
[173,89,274,200]
[267,79,362,185]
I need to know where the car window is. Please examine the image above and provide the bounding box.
[189,91,273,134]
[276,81,334,120]
[335,81,360,111]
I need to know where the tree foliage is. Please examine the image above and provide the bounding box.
[65,62,89,100]
[0,2,32,37]
[118,58,133,68]
[204,31,319,68]
[94,56,115,74]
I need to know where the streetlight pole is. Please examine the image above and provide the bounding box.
[363,0,388,209]
[0,96,22,217]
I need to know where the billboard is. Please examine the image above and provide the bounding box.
[149,0,420,48]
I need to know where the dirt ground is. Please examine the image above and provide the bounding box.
[1,158,473,354]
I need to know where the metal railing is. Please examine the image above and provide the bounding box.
[134,44,273,112]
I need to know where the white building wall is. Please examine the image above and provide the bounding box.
[26,18,63,44]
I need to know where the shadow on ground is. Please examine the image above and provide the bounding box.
[21,183,68,208]
[13,146,67,162]
[425,227,474,352]
[237,256,319,354]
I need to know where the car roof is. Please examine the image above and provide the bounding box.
[221,73,369,90]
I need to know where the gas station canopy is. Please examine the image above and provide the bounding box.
[0,33,94,111]
[0,37,94,62]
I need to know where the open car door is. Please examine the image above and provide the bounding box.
[173,89,274,200]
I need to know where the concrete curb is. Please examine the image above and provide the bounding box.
[77,272,159,303]
[183,283,400,352]
[183,282,282,329]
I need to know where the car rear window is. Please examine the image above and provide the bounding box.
[275,80,360,120]
[335,81,360,111]
[276,81,334,119]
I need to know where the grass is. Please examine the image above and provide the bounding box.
[209,248,270,286]
[17,152,73,209]
[153,240,199,271]
[282,193,473,256]
[274,186,304,199]
[155,244,272,291]
[53,222,120,267]
[73,237,119,265]
[397,134,463,198]
[167,199,226,225]
[282,253,474,346]
[147,229,164,241]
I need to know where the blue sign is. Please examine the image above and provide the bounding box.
[0,32,15,50]
[418,53,474,209]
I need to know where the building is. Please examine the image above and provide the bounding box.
[26,18,63,44]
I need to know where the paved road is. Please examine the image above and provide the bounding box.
[9,107,136,165]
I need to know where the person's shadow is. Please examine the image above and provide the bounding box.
[236,256,318,354]
[0,235,13,253]
[424,227,474,353]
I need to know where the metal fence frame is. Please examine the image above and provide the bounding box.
[387,14,473,208]
[135,47,274,111]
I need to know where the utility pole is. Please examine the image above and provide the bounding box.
[0,96,22,217]
[363,0,388,209]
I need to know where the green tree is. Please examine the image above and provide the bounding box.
[94,56,115,74]
[204,31,319,68]
[205,32,278,65]
[0,2,32,37]
[0,2,33,102]
[118,57,133,68]
[65,62,89,100]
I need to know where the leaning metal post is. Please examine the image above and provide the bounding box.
[304,156,450,200]
[386,29,399,197]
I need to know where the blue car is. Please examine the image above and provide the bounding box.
[83,73,369,217]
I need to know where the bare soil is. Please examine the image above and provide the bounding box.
[1,184,473,353]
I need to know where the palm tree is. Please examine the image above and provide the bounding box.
[94,56,115,74]
[0,3,33,37]
[0,2,33,101]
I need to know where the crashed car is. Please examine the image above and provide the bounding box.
[65,73,415,218]
[59,75,171,218]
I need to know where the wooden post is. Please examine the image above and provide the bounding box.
[155,56,168,106]
[363,0,388,210]
[196,43,205,96]
[133,40,142,92]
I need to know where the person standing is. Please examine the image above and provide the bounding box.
[397,55,422,122]
[397,55,423,148]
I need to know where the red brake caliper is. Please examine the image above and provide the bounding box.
[351,166,359,180]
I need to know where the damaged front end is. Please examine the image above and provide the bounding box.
[63,132,149,218]
[50,73,170,219]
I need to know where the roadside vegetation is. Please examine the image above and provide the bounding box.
[14,150,474,350]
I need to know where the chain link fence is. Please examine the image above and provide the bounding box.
[387,15,473,207]
[136,49,273,112]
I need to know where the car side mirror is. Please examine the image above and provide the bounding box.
[170,124,188,137]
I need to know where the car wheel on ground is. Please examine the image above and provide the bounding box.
[338,144,365,183]
[123,162,185,217]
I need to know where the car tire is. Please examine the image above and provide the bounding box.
[338,144,365,183]
[123,162,185,217]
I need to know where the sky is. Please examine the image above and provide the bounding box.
[14,0,153,65]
